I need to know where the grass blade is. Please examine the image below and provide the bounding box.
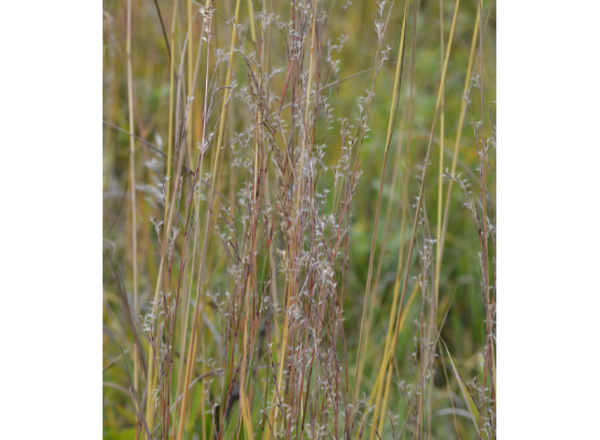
[442,341,480,436]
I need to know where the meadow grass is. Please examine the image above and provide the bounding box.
[103,0,496,438]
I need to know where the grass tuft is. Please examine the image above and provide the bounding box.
[103,0,496,438]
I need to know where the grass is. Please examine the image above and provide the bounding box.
[103,0,496,438]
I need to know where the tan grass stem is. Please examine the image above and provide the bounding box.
[427,0,446,435]
[125,0,139,398]
[247,0,257,43]
[353,2,410,421]
[353,2,421,435]
[355,113,406,398]
[476,0,495,430]
[144,3,181,431]
[174,2,216,440]
[440,5,481,274]
[187,0,195,168]
[165,0,179,228]
[434,0,445,317]
[372,1,461,437]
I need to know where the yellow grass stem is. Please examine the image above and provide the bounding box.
[177,0,242,438]
[200,320,207,440]
[125,0,138,395]
[356,113,406,397]
[174,6,215,439]
[247,0,257,43]
[437,340,463,438]
[238,108,262,440]
[366,0,419,424]
[173,182,203,434]
[372,1,461,437]
[146,82,193,440]
[357,2,421,436]
[373,279,420,435]
[443,342,480,435]
[338,0,410,436]
[149,3,210,437]
[354,281,419,439]
[434,0,445,313]
[213,0,240,192]
[173,0,214,402]
[176,237,206,439]
[439,4,479,264]
[210,0,240,222]
[433,13,480,429]
[373,0,418,406]
[353,1,410,420]
[428,0,446,435]
[240,385,255,440]
[240,254,256,440]
[368,176,415,440]
[144,3,181,431]
[165,0,179,228]
[187,0,194,167]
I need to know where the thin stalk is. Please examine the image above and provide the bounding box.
[200,320,207,440]
[175,3,215,440]
[172,6,208,427]
[296,0,319,217]
[359,3,410,439]
[291,0,318,255]
[354,2,421,434]
[354,282,419,440]
[439,4,479,260]
[187,0,194,166]
[428,0,446,435]
[237,91,264,440]
[476,1,494,436]
[438,339,462,440]
[126,0,139,398]
[354,1,410,420]
[172,178,205,438]
[375,0,461,436]
[261,1,280,355]
[174,5,202,424]
[247,0,257,43]
[436,33,480,438]
[145,3,181,432]
[356,113,406,397]
[177,1,242,438]
[165,0,179,227]
[434,0,445,315]
[173,3,213,434]
[152,0,172,60]
[239,277,255,440]
[268,3,319,437]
